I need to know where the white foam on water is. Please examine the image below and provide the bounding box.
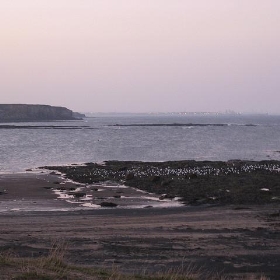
[81,202,101,208]
[53,190,74,199]
[139,196,161,201]
[80,196,93,201]
[133,188,149,194]
[48,181,185,210]
[101,184,128,189]
[65,200,82,204]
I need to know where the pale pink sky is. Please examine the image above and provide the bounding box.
[1,1,279,113]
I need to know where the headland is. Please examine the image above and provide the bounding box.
[0,104,85,122]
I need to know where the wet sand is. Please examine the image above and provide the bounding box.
[0,173,280,279]
[0,173,76,212]
[0,171,182,211]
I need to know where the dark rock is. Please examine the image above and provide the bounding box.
[161,180,172,187]
[99,202,118,207]
[152,176,161,182]
[187,173,198,179]
[56,186,66,191]
[269,211,280,217]
[125,173,134,180]
[118,167,128,171]
[159,194,175,200]
[189,198,207,205]
[113,195,121,198]
[68,192,86,198]
[26,169,32,172]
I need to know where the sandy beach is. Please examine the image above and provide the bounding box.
[0,173,77,212]
[0,171,280,279]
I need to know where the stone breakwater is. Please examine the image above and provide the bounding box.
[42,160,280,205]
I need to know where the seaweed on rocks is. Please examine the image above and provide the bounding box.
[42,160,280,205]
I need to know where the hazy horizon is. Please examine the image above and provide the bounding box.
[1,1,279,114]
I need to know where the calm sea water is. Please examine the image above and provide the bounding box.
[1,113,280,173]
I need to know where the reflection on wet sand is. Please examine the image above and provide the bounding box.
[52,178,183,209]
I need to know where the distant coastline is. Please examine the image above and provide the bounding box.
[0,104,85,122]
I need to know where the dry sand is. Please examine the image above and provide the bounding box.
[0,172,280,279]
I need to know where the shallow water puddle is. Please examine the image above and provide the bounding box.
[52,181,183,209]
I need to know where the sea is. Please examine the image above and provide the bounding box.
[1,113,280,173]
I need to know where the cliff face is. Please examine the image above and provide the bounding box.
[0,104,85,122]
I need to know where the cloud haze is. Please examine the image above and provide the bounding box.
[1,1,279,113]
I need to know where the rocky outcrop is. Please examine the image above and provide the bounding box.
[0,104,85,122]
[99,202,118,207]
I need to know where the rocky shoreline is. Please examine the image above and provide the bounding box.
[42,160,280,206]
[1,163,280,279]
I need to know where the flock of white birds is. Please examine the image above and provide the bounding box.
[74,162,280,181]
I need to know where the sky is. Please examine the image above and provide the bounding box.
[1,1,279,113]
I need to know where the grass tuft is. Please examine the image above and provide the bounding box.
[0,250,17,266]
[13,272,54,280]
[0,243,272,280]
